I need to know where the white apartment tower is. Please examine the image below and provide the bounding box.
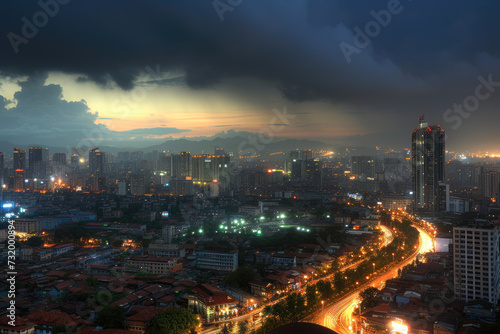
[453,220,500,304]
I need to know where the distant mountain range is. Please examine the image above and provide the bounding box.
[143,136,332,155]
[0,136,335,157]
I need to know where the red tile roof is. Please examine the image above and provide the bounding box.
[126,307,163,323]
[27,309,80,328]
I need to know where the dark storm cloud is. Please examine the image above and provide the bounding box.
[0,72,189,146]
[1,0,500,148]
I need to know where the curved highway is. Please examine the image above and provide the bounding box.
[320,224,435,334]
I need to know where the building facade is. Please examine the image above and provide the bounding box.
[126,255,182,274]
[412,116,446,211]
[196,250,238,271]
[453,220,500,304]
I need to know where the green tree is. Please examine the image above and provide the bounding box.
[262,305,273,317]
[305,285,318,309]
[85,275,98,287]
[316,280,334,300]
[284,293,306,322]
[224,266,256,291]
[238,321,249,334]
[218,324,230,334]
[359,287,380,311]
[145,308,198,334]
[333,272,345,292]
[96,305,125,329]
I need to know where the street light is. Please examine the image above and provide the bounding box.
[372,262,375,274]
[392,253,395,261]
[321,300,324,310]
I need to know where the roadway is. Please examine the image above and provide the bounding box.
[200,225,396,334]
[320,224,435,334]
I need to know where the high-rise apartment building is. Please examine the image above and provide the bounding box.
[192,154,230,182]
[0,152,4,182]
[89,148,105,192]
[214,146,226,156]
[412,116,446,211]
[89,148,105,176]
[289,149,315,181]
[352,155,375,179]
[171,152,192,179]
[453,220,500,304]
[70,154,80,169]
[162,225,174,244]
[14,147,26,172]
[130,175,146,195]
[28,147,43,179]
[53,153,67,166]
[13,148,26,190]
[482,169,500,206]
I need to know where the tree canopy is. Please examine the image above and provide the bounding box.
[145,308,198,334]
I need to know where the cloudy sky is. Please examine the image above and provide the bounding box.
[0,0,499,152]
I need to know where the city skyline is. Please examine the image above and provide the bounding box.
[1,2,500,334]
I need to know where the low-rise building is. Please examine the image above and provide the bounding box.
[249,279,277,301]
[196,250,238,272]
[188,284,239,321]
[271,253,296,267]
[0,315,35,334]
[148,243,186,258]
[51,243,74,256]
[13,219,41,234]
[126,255,182,274]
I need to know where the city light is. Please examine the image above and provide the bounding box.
[391,320,408,334]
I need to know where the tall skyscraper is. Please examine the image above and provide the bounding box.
[288,149,314,176]
[14,147,26,172]
[352,155,375,179]
[453,220,500,304]
[192,154,231,182]
[215,146,226,156]
[172,152,192,179]
[89,148,105,176]
[482,170,500,206]
[52,153,67,178]
[13,148,26,190]
[412,116,446,211]
[29,147,43,179]
[70,154,80,169]
[0,152,4,181]
[162,225,174,244]
[130,175,146,195]
[89,148,105,192]
[53,153,67,166]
